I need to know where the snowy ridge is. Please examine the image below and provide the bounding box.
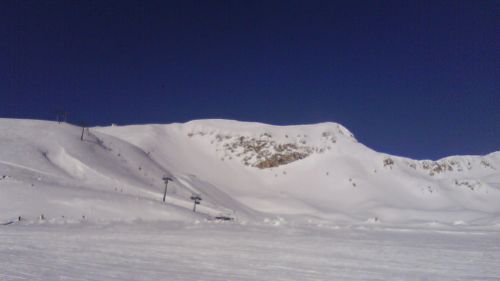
[1,118,499,228]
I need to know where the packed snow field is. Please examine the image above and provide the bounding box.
[2,221,500,281]
[1,118,499,280]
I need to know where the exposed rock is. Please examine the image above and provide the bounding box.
[255,152,310,169]
[383,157,394,167]
[188,128,344,169]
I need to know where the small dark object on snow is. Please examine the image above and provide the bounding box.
[215,216,233,221]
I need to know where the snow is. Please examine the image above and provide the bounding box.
[1,222,499,281]
[1,118,499,279]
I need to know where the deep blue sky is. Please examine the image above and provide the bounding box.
[1,1,498,159]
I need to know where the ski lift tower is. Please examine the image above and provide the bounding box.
[190,194,202,212]
[162,176,174,203]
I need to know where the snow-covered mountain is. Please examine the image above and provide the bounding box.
[1,118,499,227]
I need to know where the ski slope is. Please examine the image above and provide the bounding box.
[1,118,500,280]
[1,118,499,226]
[1,222,499,281]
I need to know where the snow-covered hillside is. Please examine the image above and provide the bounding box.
[1,118,499,227]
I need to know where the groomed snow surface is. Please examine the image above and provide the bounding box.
[1,118,499,280]
[2,222,500,281]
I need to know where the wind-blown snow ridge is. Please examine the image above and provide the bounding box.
[1,118,499,228]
